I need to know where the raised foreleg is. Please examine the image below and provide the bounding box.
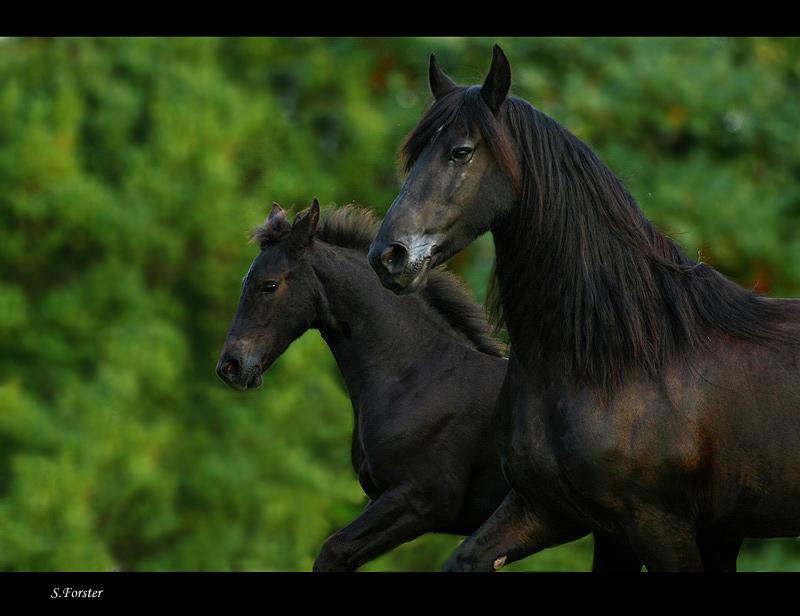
[442,490,584,571]
[313,485,458,572]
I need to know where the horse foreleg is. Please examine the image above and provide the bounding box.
[312,486,452,572]
[624,506,704,571]
[591,535,643,572]
[700,537,742,572]
[442,490,582,571]
[590,534,741,572]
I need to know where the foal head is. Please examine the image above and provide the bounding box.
[216,199,321,391]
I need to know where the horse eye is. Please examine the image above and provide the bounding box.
[451,147,473,161]
[262,281,279,295]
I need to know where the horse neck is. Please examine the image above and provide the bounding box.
[488,135,678,394]
[486,100,789,398]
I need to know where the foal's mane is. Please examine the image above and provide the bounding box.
[252,205,505,358]
[401,85,788,395]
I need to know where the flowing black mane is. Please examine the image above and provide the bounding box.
[252,205,505,358]
[401,85,788,395]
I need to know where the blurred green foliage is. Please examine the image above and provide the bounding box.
[1,36,799,572]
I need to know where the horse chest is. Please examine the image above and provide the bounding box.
[497,385,574,502]
[501,375,711,528]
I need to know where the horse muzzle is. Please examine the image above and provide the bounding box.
[368,239,435,295]
[216,354,264,391]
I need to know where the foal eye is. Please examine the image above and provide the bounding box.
[262,281,279,295]
[451,147,473,161]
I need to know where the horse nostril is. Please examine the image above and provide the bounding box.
[217,358,240,382]
[381,242,409,274]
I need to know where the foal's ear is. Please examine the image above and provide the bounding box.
[265,202,292,241]
[481,44,511,113]
[291,197,321,248]
[429,53,458,100]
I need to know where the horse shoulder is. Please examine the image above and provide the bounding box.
[537,373,710,515]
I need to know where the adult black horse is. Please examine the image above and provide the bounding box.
[368,45,800,571]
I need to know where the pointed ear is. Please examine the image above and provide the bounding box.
[429,53,458,100]
[290,197,321,248]
[481,44,511,113]
[265,202,292,241]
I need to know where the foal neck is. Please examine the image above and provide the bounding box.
[308,242,447,394]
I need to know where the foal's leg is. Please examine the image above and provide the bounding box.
[313,486,454,572]
[442,490,583,571]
